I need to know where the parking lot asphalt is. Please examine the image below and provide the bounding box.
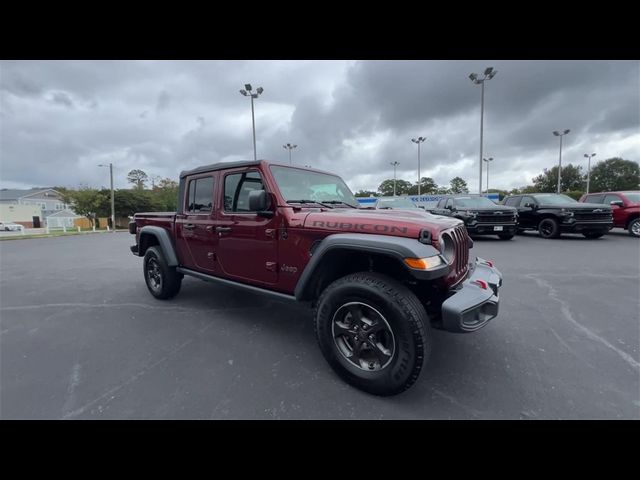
[1,229,638,419]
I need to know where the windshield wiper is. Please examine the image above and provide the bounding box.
[320,200,359,208]
[286,199,334,209]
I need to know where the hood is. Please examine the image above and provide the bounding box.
[458,205,516,213]
[540,201,611,211]
[302,208,462,239]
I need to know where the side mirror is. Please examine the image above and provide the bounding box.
[610,200,624,207]
[524,202,535,208]
[248,190,273,217]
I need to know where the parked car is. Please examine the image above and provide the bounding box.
[129,160,503,396]
[579,191,639,237]
[428,194,518,240]
[502,193,613,239]
[0,221,23,231]
[371,197,423,211]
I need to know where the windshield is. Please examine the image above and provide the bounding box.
[622,192,640,203]
[453,196,497,208]
[270,166,359,207]
[376,197,418,209]
[535,194,577,204]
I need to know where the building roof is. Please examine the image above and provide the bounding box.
[45,209,79,218]
[0,188,60,200]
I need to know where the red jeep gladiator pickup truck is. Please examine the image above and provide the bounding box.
[129,160,503,395]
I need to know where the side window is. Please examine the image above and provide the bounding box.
[603,194,621,205]
[445,198,453,208]
[520,196,535,207]
[586,194,604,203]
[186,176,214,213]
[504,197,518,207]
[224,171,265,212]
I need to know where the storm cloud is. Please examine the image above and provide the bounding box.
[1,60,638,192]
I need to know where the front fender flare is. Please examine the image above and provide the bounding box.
[294,233,447,301]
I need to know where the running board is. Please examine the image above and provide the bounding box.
[176,267,297,302]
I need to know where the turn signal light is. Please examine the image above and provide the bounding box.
[404,256,443,270]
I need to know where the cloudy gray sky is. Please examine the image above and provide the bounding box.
[1,60,638,193]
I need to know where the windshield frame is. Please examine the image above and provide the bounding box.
[269,165,359,208]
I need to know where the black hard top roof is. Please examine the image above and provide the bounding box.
[179,160,262,178]
[179,159,336,178]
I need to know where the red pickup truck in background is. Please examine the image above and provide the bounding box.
[129,160,503,395]
[579,191,640,237]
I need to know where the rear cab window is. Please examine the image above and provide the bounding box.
[186,175,215,214]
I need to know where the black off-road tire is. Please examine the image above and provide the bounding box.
[314,271,430,396]
[628,218,640,238]
[582,232,604,239]
[143,246,182,300]
[538,218,560,239]
[498,234,514,240]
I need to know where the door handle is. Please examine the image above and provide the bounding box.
[215,226,232,233]
[205,225,214,232]
[184,223,195,230]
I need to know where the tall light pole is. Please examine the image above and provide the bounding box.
[553,129,571,194]
[283,143,297,165]
[469,67,497,194]
[390,161,400,196]
[239,83,264,161]
[98,163,115,231]
[483,157,494,193]
[584,152,596,194]
[411,137,426,196]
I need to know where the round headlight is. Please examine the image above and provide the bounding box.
[439,232,455,264]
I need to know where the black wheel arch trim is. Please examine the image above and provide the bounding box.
[294,233,446,301]
[138,226,179,266]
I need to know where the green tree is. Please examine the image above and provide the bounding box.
[408,177,440,195]
[378,179,412,196]
[151,178,179,211]
[68,188,105,227]
[532,164,584,192]
[354,190,379,198]
[113,189,162,217]
[588,158,640,192]
[127,169,148,190]
[448,176,469,194]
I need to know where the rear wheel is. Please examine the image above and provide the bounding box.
[315,272,430,396]
[628,218,640,237]
[582,232,604,239]
[143,246,182,299]
[538,218,560,239]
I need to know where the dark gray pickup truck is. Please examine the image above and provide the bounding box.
[429,195,518,240]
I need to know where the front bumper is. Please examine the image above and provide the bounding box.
[559,220,612,233]
[466,223,517,235]
[441,257,502,333]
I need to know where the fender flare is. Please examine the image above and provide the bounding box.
[138,226,179,266]
[294,233,447,301]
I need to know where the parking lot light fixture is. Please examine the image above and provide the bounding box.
[239,83,264,161]
[283,143,298,165]
[483,157,494,193]
[411,137,426,196]
[469,67,497,194]
[390,161,400,196]
[553,129,571,193]
[97,163,115,231]
[584,152,596,194]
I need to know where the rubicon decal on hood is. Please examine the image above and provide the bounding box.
[311,221,408,234]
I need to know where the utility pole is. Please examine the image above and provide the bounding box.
[553,129,571,194]
[239,84,264,160]
[98,163,115,231]
[469,67,497,194]
[411,137,426,196]
[390,161,400,196]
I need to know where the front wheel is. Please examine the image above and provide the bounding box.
[628,218,640,237]
[314,272,430,396]
[143,246,182,299]
[538,218,560,239]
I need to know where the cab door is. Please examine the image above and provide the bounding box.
[175,174,218,275]
[213,168,279,286]
[517,196,537,228]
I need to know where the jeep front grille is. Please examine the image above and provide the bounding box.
[438,224,469,286]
